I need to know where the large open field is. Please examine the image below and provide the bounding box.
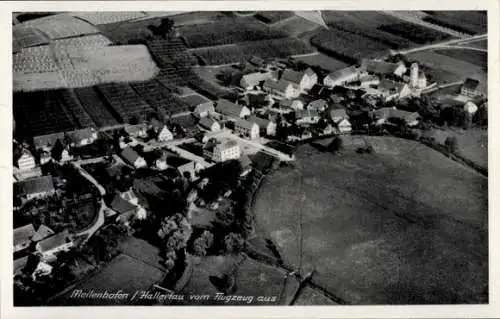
[432,49,487,71]
[293,52,348,72]
[253,136,488,304]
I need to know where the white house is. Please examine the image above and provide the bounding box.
[125,123,148,138]
[377,79,412,101]
[16,150,36,172]
[362,59,407,77]
[120,147,147,168]
[263,79,300,99]
[336,118,352,134]
[60,148,73,162]
[373,107,420,127]
[239,71,273,90]
[324,66,360,88]
[359,75,380,88]
[281,68,317,91]
[234,119,260,140]
[157,126,174,142]
[36,232,74,261]
[183,94,215,118]
[307,99,328,112]
[198,117,221,132]
[248,115,277,136]
[204,139,241,162]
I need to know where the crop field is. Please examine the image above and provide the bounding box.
[13,45,58,74]
[26,14,100,40]
[254,11,295,24]
[96,83,154,123]
[192,38,313,66]
[311,29,390,63]
[130,79,191,117]
[119,236,166,271]
[294,285,338,305]
[70,11,147,25]
[12,25,48,52]
[407,51,487,89]
[73,87,120,127]
[13,90,79,136]
[423,11,487,35]
[58,89,96,128]
[378,21,452,44]
[96,17,166,44]
[460,40,487,50]
[178,18,287,48]
[271,16,320,37]
[321,11,414,49]
[294,52,349,72]
[168,11,226,26]
[52,34,112,47]
[253,137,487,304]
[432,49,487,71]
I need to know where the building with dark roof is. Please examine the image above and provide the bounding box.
[182,94,214,117]
[362,59,407,77]
[110,194,137,224]
[215,99,250,118]
[323,66,360,88]
[120,147,147,168]
[263,79,300,99]
[15,176,55,200]
[66,127,98,147]
[248,115,276,136]
[33,132,65,152]
[234,119,260,139]
[198,117,221,132]
[36,231,74,260]
[14,223,54,253]
[461,78,482,98]
[281,67,317,91]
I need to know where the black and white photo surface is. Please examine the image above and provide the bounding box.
[12,10,488,306]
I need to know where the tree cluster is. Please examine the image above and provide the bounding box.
[157,213,193,271]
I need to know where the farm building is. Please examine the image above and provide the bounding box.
[279,98,304,110]
[362,59,407,77]
[109,194,138,224]
[124,123,148,138]
[359,75,380,87]
[172,160,204,181]
[280,68,317,91]
[234,119,260,140]
[204,138,241,163]
[263,79,300,99]
[182,94,214,118]
[14,223,54,253]
[15,149,36,172]
[307,99,328,112]
[66,127,98,147]
[329,108,349,123]
[461,78,482,98]
[464,101,479,114]
[295,109,320,125]
[323,66,360,88]
[120,147,147,168]
[215,99,251,118]
[377,79,412,101]
[150,119,174,142]
[33,132,65,152]
[15,176,55,200]
[36,231,74,261]
[248,115,277,136]
[198,117,221,132]
[373,107,421,127]
[239,72,274,90]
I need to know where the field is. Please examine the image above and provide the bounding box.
[178,18,287,48]
[95,17,166,44]
[58,89,96,128]
[119,236,166,271]
[423,127,488,171]
[73,87,120,127]
[432,49,487,71]
[423,11,487,35]
[378,21,452,44]
[311,28,390,62]
[407,50,487,89]
[130,79,190,117]
[293,52,349,72]
[70,12,147,25]
[462,40,488,50]
[293,285,339,305]
[12,25,48,52]
[254,11,295,24]
[25,14,100,40]
[97,83,154,123]
[192,38,314,66]
[271,16,320,37]
[253,136,487,304]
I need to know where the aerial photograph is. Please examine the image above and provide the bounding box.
[12,10,488,306]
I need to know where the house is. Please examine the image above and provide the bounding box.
[461,78,482,98]
[60,147,73,162]
[248,55,265,67]
[183,94,214,117]
[36,232,74,260]
[239,154,253,177]
[323,66,360,88]
[175,161,203,181]
[66,128,98,147]
[15,176,55,200]
[234,119,260,140]
[279,98,304,111]
[198,117,221,132]
[307,99,328,112]
[362,59,407,77]
[377,79,411,101]
[329,108,349,123]
[110,194,138,224]
[124,123,148,138]
[248,115,277,136]
[215,99,251,118]
[119,189,139,205]
[33,132,65,152]
[32,261,54,281]
[336,118,352,134]
[239,71,273,90]
[204,138,241,162]
[14,223,54,253]
[263,79,300,99]
[16,149,36,172]
[120,147,147,168]
[187,189,199,203]
[39,151,52,165]
[295,109,320,125]
[359,75,380,87]
[280,68,317,91]
[373,107,420,127]
[150,119,173,142]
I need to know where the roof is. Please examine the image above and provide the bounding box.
[239,154,252,169]
[199,117,218,129]
[248,55,264,66]
[15,176,54,196]
[33,132,65,149]
[463,78,480,90]
[120,147,141,164]
[110,194,137,215]
[296,109,319,118]
[124,123,148,135]
[182,94,211,108]
[248,115,272,128]
[359,74,379,82]
[15,148,34,163]
[150,118,164,130]
[215,139,239,152]
[281,69,304,85]
[14,224,36,247]
[308,99,327,109]
[378,79,406,92]
[241,72,272,86]
[330,108,348,120]
[374,107,420,122]
[66,128,95,143]
[215,99,246,117]
[304,68,316,77]
[235,118,259,130]
[37,232,71,252]
[177,161,197,175]
[31,224,55,242]
[326,66,359,81]
[363,60,402,75]
[263,79,292,93]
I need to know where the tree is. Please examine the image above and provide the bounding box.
[328,137,343,153]
[193,230,214,256]
[444,136,458,153]
[224,232,245,253]
[51,139,64,162]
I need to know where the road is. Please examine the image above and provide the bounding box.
[395,34,487,55]
[140,137,196,152]
[421,80,464,95]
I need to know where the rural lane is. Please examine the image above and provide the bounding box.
[396,34,487,55]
